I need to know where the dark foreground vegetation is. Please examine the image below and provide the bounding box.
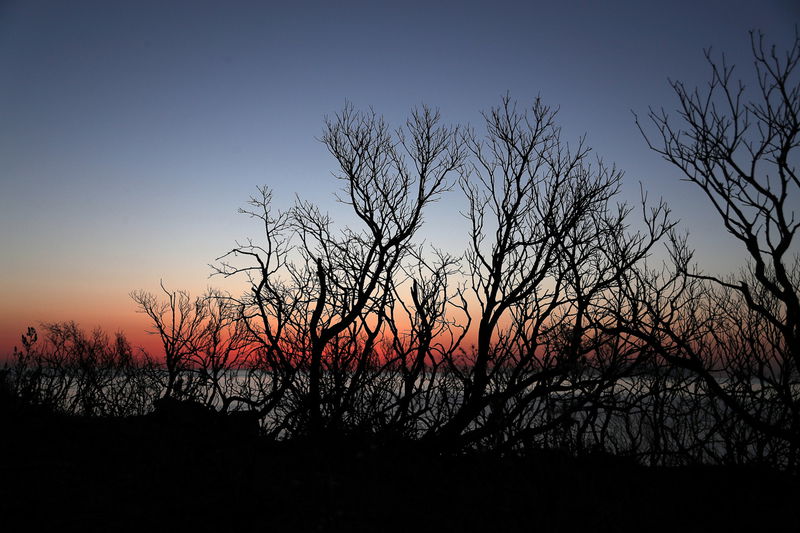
[2,32,799,530]
[2,398,798,532]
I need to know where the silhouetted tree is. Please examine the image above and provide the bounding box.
[384,247,471,437]
[637,30,800,463]
[4,323,156,416]
[131,283,212,400]
[216,104,466,436]
[434,96,672,450]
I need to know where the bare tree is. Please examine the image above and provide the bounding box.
[131,283,212,400]
[4,323,157,417]
[381,247,470,437]
[216,104,466,436]
[637,30,800,460]
[434,96,672,450]
[188,289,252,412]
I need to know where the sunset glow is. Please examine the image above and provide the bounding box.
[3,2,796,359]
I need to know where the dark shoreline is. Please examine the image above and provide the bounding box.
[2,411,797,532]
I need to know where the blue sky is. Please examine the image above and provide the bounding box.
[1,0,797,352]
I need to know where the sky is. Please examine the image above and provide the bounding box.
[1,0,798,355]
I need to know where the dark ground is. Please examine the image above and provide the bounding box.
[1,409,797,532]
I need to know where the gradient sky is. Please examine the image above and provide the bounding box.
[1,0,798,355]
